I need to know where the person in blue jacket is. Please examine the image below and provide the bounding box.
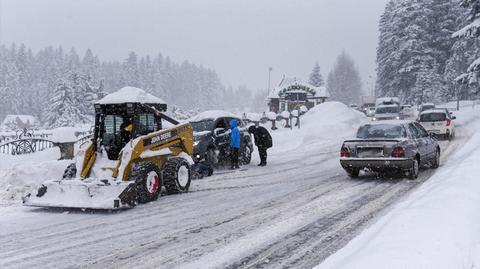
[229,119,241,169]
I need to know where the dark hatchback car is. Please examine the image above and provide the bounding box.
[189,111,253,167]
[340,120,440,179]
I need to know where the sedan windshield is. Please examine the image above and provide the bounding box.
[356,124,406,139]
[420,113,446,122]
[376,106,400,114]
[190,120,214,132]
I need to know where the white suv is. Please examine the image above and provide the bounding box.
[418,109,456,140]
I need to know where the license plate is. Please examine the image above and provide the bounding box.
[357,148,383,157]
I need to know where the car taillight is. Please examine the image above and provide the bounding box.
[446,118,451,126]
[391,147,405,158]
[340,147,350,157]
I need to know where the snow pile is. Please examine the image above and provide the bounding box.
[316,107,480,269]
[268,102,367,154]
[49,125,92,143]
[0,148,71,203]
[96,86,166,105]
[301,101,367,143]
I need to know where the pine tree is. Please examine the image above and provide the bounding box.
[453,0,480,97]
[327,51,362,104]
[376,0,462,103]
[43,78,90,128]
[308,62,324,87]
[122,51,140,87]
[0,43,255,126]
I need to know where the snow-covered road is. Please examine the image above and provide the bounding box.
[0,126,467,269]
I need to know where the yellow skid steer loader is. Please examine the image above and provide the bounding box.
[23,87,194,210]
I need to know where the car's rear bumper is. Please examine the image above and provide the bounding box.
[340,157,412,170]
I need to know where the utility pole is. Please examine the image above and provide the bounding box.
[267,67,273,96]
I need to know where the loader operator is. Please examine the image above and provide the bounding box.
[107,119,133,159]
[120,120,133,144]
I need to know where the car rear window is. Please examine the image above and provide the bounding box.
[420,113,446,122]
[375,106,400,114]
[421,105,435,111]
[356,124,406,139]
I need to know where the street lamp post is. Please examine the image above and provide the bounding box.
[267,67,273,96]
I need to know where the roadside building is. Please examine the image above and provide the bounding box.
[267,77,329,113]
[1,114,39,131]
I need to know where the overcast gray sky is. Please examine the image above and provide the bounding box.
[1,0,387,92]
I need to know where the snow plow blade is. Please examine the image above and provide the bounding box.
[22,179,137,210]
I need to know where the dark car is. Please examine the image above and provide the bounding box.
[340,120,440,179]
[189,110,253,169]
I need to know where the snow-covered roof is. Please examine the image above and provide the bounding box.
[189,110,238,122]
[2,115,38,126]
[377,104,399,108]
[267,77,329,99]
[376,97,400,106]
[96,86,166,105]
[420,109,448,115]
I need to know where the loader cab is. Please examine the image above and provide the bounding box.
[94,102,167,160]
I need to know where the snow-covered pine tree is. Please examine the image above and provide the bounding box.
[453,0,480,97]
[0,43,253,123]
[377,0,435,103]
[377,0,462,103]
[82,48,100,81]
[327,51,362,105]
[65,47,80,73]
[444,39,480,100]
[122,52,140,87]
[43,78,90,128]
[308,62,324,87]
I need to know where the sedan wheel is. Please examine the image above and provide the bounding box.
[407,158,419,180]
[431,150,440,169]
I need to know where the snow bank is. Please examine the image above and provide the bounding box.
[267,102,367,154]
[301,102,367,141]
[96,86,166,105]
[316,107,480,269]
[49,125,91,143]
[0,148,71,203]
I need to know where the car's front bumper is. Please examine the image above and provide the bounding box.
[340,157,412,170]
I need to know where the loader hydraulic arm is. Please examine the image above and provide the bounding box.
[142,104,180,125]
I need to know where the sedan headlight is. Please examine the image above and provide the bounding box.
[372,117,377,121]
[194,140,200,147]
[395,116,400,120]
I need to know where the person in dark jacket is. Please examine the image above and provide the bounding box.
[229,119,241,169]
[248,125,272,166]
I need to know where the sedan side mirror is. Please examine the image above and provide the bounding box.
[429,132,437,139]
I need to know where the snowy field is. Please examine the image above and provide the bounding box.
[0,102,477,268]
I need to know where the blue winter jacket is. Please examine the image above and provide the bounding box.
[229,119,241,149]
